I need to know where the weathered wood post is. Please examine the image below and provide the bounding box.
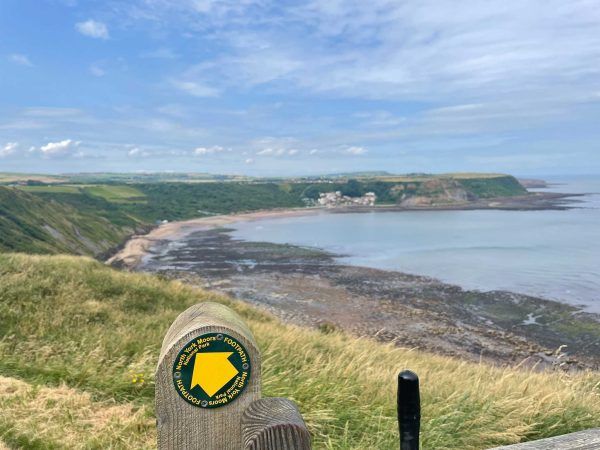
[490,428,600,449]
[156,302,261,449]
[243,398,311,450]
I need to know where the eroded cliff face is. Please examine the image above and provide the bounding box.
[398,178,476,206]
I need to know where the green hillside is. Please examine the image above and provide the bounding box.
[0,174,528,256]
[289,174,526,204]
[0,254,598,449]
[28,175,527,221]
[0,187,141,256]
[456,175,527,198]
[131,182,304,220]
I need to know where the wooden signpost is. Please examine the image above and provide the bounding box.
[156,302,310,450]
[156,302,600,450]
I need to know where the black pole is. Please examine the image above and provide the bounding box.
[398,370,420,450]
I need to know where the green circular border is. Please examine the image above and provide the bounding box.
[172,332,251,409]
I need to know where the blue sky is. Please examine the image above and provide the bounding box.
[1,0,599,176]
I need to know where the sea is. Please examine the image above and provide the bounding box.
[230,176,600,312]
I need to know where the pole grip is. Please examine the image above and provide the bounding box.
[398,370,420,450]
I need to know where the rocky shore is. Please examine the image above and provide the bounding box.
[135,226,600,371]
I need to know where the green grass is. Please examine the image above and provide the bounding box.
[457,176,527,198]
[0,254,598,449]
[0,187,140,256]
[17,184,146,203]
[17,185,82,194]
[82,185,146,203]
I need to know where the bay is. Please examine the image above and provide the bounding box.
[231,176,600,312]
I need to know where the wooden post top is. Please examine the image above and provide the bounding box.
[158,302,256,368]
[156,302,261,450]
[242,398,311,450]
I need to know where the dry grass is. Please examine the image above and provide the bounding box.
[0,253,599,449]
[0,376,154,449]
[256,320,600,449]
[0,174,65,184]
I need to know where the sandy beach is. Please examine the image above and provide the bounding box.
[107,207,322,268]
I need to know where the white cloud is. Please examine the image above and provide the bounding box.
[345,146,367,155]
[126,144,227,159]
[194,145,225,156]
[39,139,81,158]
[129,148,186,158]
[75,20,109,39]
[257,148,282,156]
[127,147,147,157]
[89,62,105,77]
[256,147,299,157]
[0,142,18,157]
[8,54,33,67]
[171,80,219,97]
[245,158,254,164]
[129,0,600,106]
[309,149,318,155]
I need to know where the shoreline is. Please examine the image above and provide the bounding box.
[107,191,580,269]
[106,207,324,268]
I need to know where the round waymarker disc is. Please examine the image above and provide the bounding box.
[172,332,251,408]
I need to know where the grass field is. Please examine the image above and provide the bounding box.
[17,185,82,194]
[0,254,598,449]
[0,173,66,184]
[17,184,147,203]
[82,185,146,203]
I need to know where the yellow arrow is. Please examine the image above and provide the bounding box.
[191,352,239,397]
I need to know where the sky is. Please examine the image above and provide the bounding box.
[1,0,599,176]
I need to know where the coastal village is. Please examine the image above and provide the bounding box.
[317,191,377,207]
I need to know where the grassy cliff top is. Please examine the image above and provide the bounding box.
[0,187,140,255]
[0,253,598,449]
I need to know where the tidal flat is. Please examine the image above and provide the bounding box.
[139,227,600,370]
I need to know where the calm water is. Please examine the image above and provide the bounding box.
[231,177,600,312]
